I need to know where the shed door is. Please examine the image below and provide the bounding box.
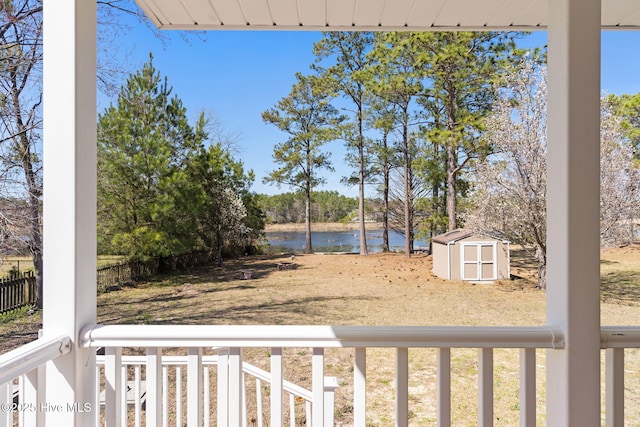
[461,242,497,281]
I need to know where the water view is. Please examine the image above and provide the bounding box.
[265,229,429,254]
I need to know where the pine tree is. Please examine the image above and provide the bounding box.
[607,92,640,160]
[413,32,525,231]
[97,55,206,260]
[314,32,375,255]
[262,73,345,253]
[366,32,425,256]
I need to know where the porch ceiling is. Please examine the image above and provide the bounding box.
[134,0,640,30]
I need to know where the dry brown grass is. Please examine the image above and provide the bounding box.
[2,245,640,425]
[95,252,544,326]
[0,256,33,276]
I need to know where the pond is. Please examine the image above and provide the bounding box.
[265,229,429,254]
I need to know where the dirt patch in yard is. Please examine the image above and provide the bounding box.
[94,252,545,328]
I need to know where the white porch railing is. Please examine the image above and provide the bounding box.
[601,327,640,427]
[82,324,564,427]
[94,352,338,427]
[4,326,640,426]
[0,335,71,427]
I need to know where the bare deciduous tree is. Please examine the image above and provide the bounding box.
[600,99,640,247]
[0,0,44,305]
[466,58,640,290]
[464,58,548,288]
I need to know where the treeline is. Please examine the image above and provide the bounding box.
[97,56,265,264]
[258,191,358,224]
[258,191,440,233]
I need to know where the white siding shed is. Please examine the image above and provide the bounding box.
[432,229,510,281]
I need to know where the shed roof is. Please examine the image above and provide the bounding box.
[432,229,475,245]
[432,229,508,245]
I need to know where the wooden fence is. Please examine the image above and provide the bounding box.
[0,251,215,313]
[96,250,215,292]
[0,271,36,314]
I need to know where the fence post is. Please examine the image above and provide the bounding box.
[24,273,29,307]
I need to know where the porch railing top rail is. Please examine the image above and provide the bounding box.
[81,324,565,349]
[601,326,640,348]
[0,335,70,384]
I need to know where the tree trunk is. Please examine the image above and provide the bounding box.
[538,262,547,290]
[429,142,442,254]
[382,163,390,253]
[407,163,414,254]
[358,179,367,255]
[305,187,313,254]
[27,192,43,309]
[358,114,368,255]
[536,245,546,290]
[12,83,43,309]
[402,110,412,257]
[404,161,411,256]
[446,144,457,232]
[216,228,223,267]
[23,150,43,308]
[429,183,439,255]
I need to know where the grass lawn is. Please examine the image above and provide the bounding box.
[2,245,640,425]
[0,256,33,276]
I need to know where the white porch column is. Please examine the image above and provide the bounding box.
[43,0,97,426]
[546,0,601,426]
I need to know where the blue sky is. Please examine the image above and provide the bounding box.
[100,17,640,197]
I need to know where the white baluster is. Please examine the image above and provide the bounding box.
[606,348,624,427]
[146,347,163,427]
[396,348,409,427]
[1,382,11,427]
[204,366,210,427]
[105,347,122,427]
[229,348,243,426]
[134,365,142,427]
[289,394,295,427]
[18,375,24,427]
[312,348,324,427]
[324,377,338,427]
[354,348,366,427]
[121,364,127,426]
[478,348,493,427]
[176,366,182,427]
[22,365,44,426]
[438,348,451,427]
[217,349,229,426]
[188,348,203,426]
[520,349,536,427]
[162,366,168,427]
[271,347,283,427]
[256,378,263,427]
[242,372,247,427]
[95,365,101,427]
